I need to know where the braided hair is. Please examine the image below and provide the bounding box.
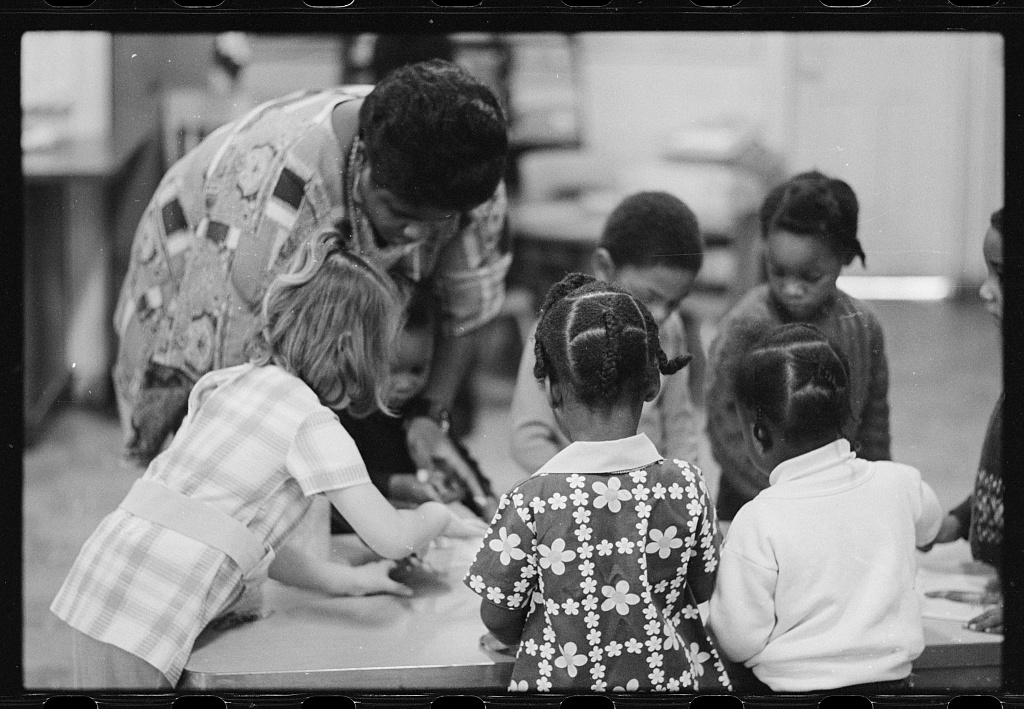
[760,170,866,267]
[533,273,691,408]
[734,323,853,448]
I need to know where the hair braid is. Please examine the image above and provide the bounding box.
[735,323,853,448]
[539,272,595,316]
[599,309,623,401]
[658,348,692,376]
[534,273,690,408]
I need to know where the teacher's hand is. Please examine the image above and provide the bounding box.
[406,417,488,503]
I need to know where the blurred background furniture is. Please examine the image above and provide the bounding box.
[22,33,166,443]
[507,125,784,311]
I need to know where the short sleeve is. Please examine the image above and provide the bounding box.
[465,488,538,610]
[688,464,721,576]
[285,408,371,495]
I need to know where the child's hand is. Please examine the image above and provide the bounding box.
[480,631,519,657]
[478,495,499,522]
[965,604,1003,634]
[422,464,470,504]
[322,559,414,598]
[444,508,489,539]
[918,514,963,552]
[389,473,444,504]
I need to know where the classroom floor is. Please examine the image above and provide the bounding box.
[22,297,1002,689]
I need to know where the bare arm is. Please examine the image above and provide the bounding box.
[421,329,479,417]
[268,543,412,597]
[659,313,701,466]
[326,482,483,560]
[480,599,529,646]
[406,331,491,503]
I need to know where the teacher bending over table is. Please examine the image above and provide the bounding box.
[112,59,511,491]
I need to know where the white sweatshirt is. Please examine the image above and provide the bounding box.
[708,439,943,692]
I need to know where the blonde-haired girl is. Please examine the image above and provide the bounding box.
[51,230,486,689]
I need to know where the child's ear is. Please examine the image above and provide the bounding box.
[644,376,661,403]
[544,378,563,411]
[753,423,773,453]
[592,247,616,282]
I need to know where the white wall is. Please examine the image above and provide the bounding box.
[22,32,112,142]
[575,32,1003,285]
[578,32,792,163]
[787,33,1003,283]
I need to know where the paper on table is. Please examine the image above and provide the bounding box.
[916,566,996,623]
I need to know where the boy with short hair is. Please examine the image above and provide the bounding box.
[509,191,704,474]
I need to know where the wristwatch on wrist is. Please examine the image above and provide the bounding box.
[405,397,451,435]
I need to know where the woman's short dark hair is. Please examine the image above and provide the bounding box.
[359,59,508,212]
[760,170,866,267]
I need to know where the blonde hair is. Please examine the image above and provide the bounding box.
[248,229,403,416]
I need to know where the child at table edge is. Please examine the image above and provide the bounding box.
[51,230,485,689]
[708,323,942,694]
[924,207,1004,634]
[467,272,731,693]
[705,170,892,522]
[334,284,498,529]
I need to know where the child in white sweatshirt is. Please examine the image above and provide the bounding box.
[708,323,942,694]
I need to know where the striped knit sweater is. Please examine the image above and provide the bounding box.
[705,285,891,520]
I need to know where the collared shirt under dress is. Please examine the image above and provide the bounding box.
[708,439,943,693]
[112,86,511,463]
[466,434,731,693]
[705,285,892,520]
[509,312,701,475]
[51,363,372,685]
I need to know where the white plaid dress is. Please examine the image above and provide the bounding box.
[51,363,371,684]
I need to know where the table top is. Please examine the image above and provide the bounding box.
[180,534,1000,691]
[181,535,514,691]
[914,540,1001,679]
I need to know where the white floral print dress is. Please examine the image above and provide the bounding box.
[466,434,731,693]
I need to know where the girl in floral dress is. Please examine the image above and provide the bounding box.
[465,273,732,693]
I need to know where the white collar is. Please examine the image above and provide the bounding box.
[533,433,662,477]
[768,438,856,487]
